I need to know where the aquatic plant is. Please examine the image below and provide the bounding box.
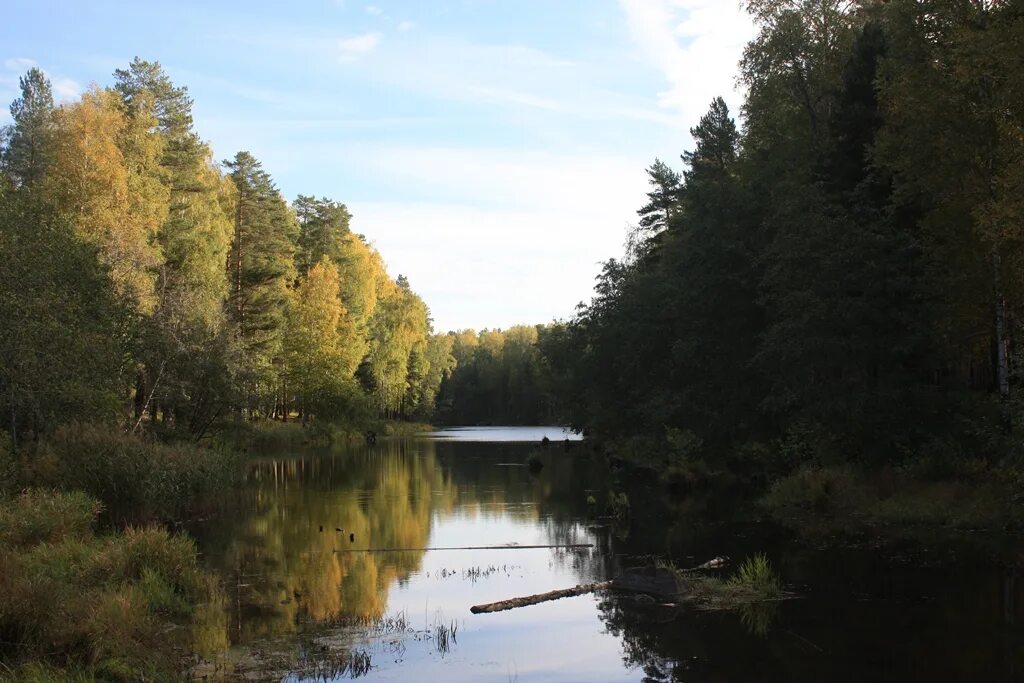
[433,619,458,656]
[727,554,781,598]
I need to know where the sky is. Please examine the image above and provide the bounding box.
[1,0,756,332]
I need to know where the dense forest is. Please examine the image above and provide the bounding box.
[434,326,555,425]
[0,59,456,447]
[542,0,1024,473]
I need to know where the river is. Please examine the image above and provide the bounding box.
[190,427,1023,681]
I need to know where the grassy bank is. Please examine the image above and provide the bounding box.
[759,461,1024,534]
[0,491,227,682]
[8,423,241,525]
[212,418,433,452]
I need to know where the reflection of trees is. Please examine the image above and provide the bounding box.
[196,440,455,642]
[195,439,615,644]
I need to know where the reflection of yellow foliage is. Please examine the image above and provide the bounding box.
[206,439,573,644]
[213,441,455,640]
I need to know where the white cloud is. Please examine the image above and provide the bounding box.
[345,146,650,330]
[337,32,382,63]
[0,57,81,107]
[617,0,756,123]
[3,57,37,72]
[397,20,415,32]
[365,4,383,15]
[51,77,82,101]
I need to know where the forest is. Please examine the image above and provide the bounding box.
[0,58,459,447]
[541,0,1024,478]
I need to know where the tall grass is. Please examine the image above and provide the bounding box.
[666,553,783,612]
[23,423,240,523]
[0,490,227,681]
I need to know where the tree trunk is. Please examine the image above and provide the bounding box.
[8,380,16,455]
[993,247,1011,430]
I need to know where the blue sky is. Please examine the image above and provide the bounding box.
[1,0,755,332]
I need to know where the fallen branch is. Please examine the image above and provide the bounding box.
[470,581,612,614]
[469,560,730,615]
[334,543,594,554]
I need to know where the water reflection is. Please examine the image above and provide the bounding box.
[192,433,1024,682]
[424,425,583,442]
[192,437,615,673]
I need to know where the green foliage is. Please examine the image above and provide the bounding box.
[761,463,1024,532]
[760,465,862,514]
[541,1,1024,479]
[1,67,55,188]
[728,554,781,598]
[1,59,447,446]
[606,491,630,520]
[0,193,130,440]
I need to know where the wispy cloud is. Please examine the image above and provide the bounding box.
[397,20,415,32]
[338,32,382,63]
[365,5,383,16]
[617,0,755,122]
[0,57,82,109]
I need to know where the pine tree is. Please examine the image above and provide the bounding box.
[1,67,55,188]
[223,151,298,414]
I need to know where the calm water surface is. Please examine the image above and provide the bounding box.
[192,427,1024,681]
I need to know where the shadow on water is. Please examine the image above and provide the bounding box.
[190,432,1024,681]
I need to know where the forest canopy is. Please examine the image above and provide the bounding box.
[0,59,455,444]
[540,0,1024,471]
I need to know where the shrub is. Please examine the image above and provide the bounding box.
[28,423,239,523]
[0,489,100,548]
[760,465,863,514]
[606,491,630,520]
[662,458,713,494]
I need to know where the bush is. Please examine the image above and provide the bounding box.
[662,458,713,494]
[606,491,630,520]
[0,489,100,548]
[0,491,227,681]
[760,465,863,514]
[26,423,239,523]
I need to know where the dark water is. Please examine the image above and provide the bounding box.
[192,428,1024,681]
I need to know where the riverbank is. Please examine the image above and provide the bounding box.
[212,418,433,452]
[589,432,1024,547]
[759,462,1024,535]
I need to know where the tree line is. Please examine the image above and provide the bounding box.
[434,326,556,425]
[541,0,1024,471]
[0,59,455,446]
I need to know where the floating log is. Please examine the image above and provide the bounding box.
[334,543,594,554]
[471,581,612,614]
[469,560,728,615]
